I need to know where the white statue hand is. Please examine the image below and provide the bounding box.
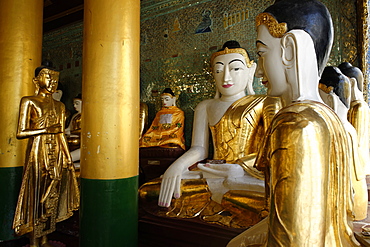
[158,164,183,207]
[198,163,244,178]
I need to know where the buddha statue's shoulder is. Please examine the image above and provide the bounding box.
[159,106,184,116]
[236,95,281,106]
[272,101,338,132]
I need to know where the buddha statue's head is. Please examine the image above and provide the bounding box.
[211,40,256,98]
[161,88,176,107]
[33,65,60,95]
[52,81,64,101]
[255,0,333,104]
[319,66,351,109]
[73,93,83,113]
[338,62,364,92]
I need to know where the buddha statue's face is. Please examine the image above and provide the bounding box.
[37,69,59,94]
[52,90,63,101]
[161,95,175,107]
[256,24,288,98]
[212,53,251,97]
[73,99,82,113]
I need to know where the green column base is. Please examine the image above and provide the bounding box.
[80,176,138,247]
[0,166,23,241]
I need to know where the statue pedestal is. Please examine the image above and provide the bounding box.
[139,147,185,184]
[139,208,244,247]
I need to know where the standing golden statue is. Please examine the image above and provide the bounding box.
[13,65,80,247]
[229,0,359,246]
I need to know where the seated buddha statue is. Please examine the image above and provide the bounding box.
[319,66,368,221]
[339,62,370,175]
[140,88,185,150]
[229,1,359,246]
[65,94,82,164]
[139,40,282,228]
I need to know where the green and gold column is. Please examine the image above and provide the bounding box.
[80,0,140,246]
[0,0,43,240]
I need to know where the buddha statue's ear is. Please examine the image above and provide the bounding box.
[350,77,357,91]
[32,77,40,95]
[343,77,351,107]
[280,32,299,101]
[281,30,319,102]
[246,62,257,95]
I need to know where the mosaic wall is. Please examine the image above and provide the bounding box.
[42,0,362,147]
[140,0,359,146]
[42,22,83,114]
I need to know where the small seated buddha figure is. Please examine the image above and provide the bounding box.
[139,40,282,229]
[319,66,368,221]
[140,88,185,149]
[339,62,370,175]
[139,89,186,183]
[65,94,82,164]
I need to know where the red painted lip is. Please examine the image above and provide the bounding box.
[222,84,233,88]
[262,81,268,85]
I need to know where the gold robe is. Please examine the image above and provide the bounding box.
[13,96,80,238]
[140,106,185,150]
[70,113,81,135]
[140,96,282,228]
[348,100,370,173]
[210,95,281,163]
[256,101,358,246]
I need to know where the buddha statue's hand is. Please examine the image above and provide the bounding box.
[46,124,63,134]
[158,164,184,207]
[198,163,245,178]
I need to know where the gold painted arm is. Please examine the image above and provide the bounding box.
[16,98,47,139]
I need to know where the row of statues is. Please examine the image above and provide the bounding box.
[140,0,370,246]
[11,0,369,246]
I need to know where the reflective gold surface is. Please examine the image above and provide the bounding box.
[256,101,358,246]
[255,13,287,38]
[82,0,140,179]
[348,100,370,169]
[140,95,281,228]
[13,68,79,245]
[139,102,149,139]
[0,0,43,168]
[210,95,281,164]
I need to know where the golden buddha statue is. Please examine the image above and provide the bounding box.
[140,41,282,228]
[13,65,80,247]
[319,66,368,221]
[229,1,359,246]
[140,88,185,150]
[339,62,370,175]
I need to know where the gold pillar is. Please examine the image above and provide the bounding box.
[81,1,140,245]
[0,0,43,240]
[81,0,140,179]
[0,0,43,168]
